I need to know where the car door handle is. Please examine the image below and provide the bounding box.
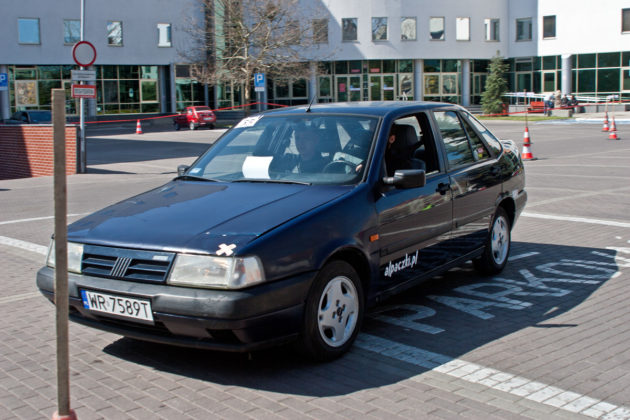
[437,183,450,195]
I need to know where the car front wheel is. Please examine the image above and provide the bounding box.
[189,121,196,130]
[299,261,363,362]
[474,207,511,274]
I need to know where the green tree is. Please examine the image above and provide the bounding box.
[481,53,509,115]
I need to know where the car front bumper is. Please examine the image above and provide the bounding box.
[36,266,315,352]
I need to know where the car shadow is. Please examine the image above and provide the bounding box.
[102,241,622,397]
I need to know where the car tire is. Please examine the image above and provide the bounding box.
[209,123,215,129]
[299,260,364,362]
[474,207,511,275]
[174,123,180,131]
[189,121,196,130]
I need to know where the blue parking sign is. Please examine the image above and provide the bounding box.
[254,73,265,92]
[0,73,8,91]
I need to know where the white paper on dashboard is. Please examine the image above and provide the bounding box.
[242,156,273,179]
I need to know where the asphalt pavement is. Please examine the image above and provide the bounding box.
[0,120,629,419]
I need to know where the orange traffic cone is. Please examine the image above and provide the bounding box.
[136,119,143,134]
[602,112,609,131]
[608,117,619,140]
[521,126,536,160]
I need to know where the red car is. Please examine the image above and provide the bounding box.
[173,106,216,130]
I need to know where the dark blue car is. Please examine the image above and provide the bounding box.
[37,101,526,361]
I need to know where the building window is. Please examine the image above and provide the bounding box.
[313,19,328,43]
[543,15,556,39]
[516,18,532,41]
[456,17,470,41]
[107,21,123,46]
[63,19,80,44]
[372,17,387,41]
[429,17,445,40]
[157,23,171,47]
[484,18,499,41]
[401,17,416,40]
[342,18,357,41]
[623,8,630,33]
[18,18,40,44]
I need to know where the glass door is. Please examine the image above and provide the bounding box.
[336,76,348,102]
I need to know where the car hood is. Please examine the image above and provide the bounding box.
[68,180,350,254]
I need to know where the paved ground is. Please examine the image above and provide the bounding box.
[1,119,629,419]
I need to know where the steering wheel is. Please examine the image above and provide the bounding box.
[323,160,355,174]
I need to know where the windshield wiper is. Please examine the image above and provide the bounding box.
[174,175,218,182]
[232,178,311,186]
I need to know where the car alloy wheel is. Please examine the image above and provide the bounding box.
[189,121,196,130]
[490,213,509,265]
[317,275,359,348]
[474,206,511,275]
[300,260,363,361]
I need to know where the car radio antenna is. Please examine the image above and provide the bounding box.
[305,94,317,113]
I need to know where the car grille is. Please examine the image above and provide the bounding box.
[81,245,175,284]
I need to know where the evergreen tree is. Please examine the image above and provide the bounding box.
[481,53,509,115]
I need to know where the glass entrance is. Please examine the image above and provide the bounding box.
[369,75,396,100]
[335,76,362,101]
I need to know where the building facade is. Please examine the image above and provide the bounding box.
[0,0,207,120]
[2,0,629,119]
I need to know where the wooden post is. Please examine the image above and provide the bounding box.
[52,89,77,420]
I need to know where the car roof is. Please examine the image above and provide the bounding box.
[262,101,462,117]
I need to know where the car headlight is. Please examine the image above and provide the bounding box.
[46,239,84,274]
[168,254,265,289]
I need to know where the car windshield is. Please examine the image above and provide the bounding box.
[186,114,378,185]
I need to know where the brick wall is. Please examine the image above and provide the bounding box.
[0,125,77,180]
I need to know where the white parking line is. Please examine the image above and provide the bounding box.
[0,236,48,255]
[522,212,630,228]
[355,334,630,419]
[0,213,88,226]
[508,252,540,261]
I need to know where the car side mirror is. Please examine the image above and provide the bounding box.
[177,165,189,177]
[382,169,426,189]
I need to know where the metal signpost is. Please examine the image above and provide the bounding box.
[254,73,266,113]
[71,41,97,174]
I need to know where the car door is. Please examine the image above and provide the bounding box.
[374,112,453,294]
[432,109,502,256]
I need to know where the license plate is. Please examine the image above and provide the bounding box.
[203,116,213,121]
[80,289,154,323]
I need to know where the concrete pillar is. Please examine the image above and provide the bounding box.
[461,59,471,107]
[414,59,424,101]
[308,61,317,103]
[0,65,10,120]
[159,66,168,113]
[561,54,572,96]
[169,63,177,113]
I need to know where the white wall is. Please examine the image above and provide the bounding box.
[310,0,510,61]
[536,0,630,56]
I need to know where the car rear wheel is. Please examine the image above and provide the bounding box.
[474,207,511,274]
[189,121,196,130]
[299,261,363,362]
[174,122,180,131]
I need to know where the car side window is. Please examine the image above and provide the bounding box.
[383,113,440,177]
[460,116,490,161]
[433,111,475,169]
[462,112,503,155]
